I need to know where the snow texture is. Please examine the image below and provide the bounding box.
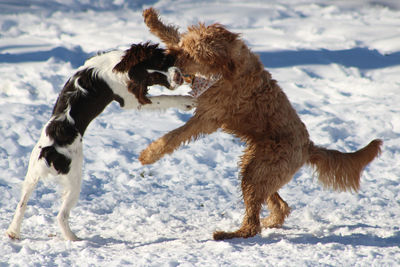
[0,0,399,266]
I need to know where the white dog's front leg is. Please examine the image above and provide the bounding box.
[142,95,196,111]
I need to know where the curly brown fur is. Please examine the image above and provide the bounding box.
[140,8,382,240]
[143,8,181,49]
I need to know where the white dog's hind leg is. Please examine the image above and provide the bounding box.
[6,142,44,240]
[57,148,83,241]
[57,188,81,241]
[6,173,39,240]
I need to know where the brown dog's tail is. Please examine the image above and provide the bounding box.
[143,8,181,48]
[307,139,382,192]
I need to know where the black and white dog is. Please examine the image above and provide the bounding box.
[6,43,195,241]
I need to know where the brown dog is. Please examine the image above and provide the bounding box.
[139,8,382,240]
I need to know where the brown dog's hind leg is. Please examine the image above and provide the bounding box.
[214,151,276,240]
[213,178,263,240]
[261,192,291,228]
[213,143,295,240]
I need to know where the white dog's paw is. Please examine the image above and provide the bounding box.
[6,229,20,240]
[179,96,197,111]
[61,231,82,241]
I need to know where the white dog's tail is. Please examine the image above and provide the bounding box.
[307,139,382,192]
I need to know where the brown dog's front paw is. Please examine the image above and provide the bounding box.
[139,149,158,165]
[139,139,167,165]
[143,8,159,23]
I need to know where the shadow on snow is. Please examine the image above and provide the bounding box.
[1,46,399,70]
[0,45,91,68]
[0,0,158,15]
[258,47,400,70]
[227,224,400,248]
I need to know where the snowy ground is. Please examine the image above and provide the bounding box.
[1,0,400,266]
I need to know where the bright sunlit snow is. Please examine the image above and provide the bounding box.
[1,1,399,266]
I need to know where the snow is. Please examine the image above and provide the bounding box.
[1,0,399,266]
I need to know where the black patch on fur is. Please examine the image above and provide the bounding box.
[51,68,116,136]
[47,43,177,145]
[113,42,177,104]
[46,119,79,146]
[113,42,175,73]
[113,94,125,107]
[39,146,71,174]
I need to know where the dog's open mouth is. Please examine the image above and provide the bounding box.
[147,67,183,90]
[147,68,221,97]
[183,73,221,98]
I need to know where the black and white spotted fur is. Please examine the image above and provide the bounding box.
[6,43,195,241]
